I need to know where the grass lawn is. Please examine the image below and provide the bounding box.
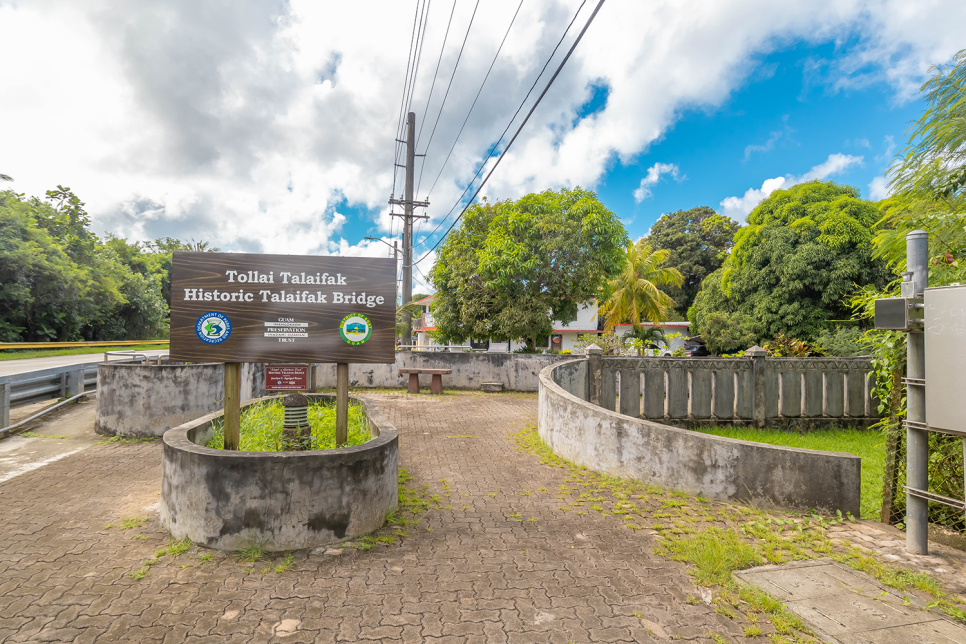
[691,426,886,520]
[0,343,168,361]
[205,398,371,451]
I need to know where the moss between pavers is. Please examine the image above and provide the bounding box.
[509,422,966,642]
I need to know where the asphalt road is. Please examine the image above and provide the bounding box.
[0,350,169,377]
[0,395,99,484]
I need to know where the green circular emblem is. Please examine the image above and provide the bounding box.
[340,313,372,345]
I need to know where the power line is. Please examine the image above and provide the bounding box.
[392,0,431,247]
[415,0,458,151]
[414,0,522,242]
[415,0,588,247]
[414,0,480,194]
[391,0,424,198]
[410,0,607,267]
[394,0,430,177]
[403,0,432,129]
[423,0,523,202]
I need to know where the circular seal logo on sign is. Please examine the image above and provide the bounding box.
[195,311,232,344]
[340,313,372,345]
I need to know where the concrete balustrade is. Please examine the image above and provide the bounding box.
[595,355,879,429]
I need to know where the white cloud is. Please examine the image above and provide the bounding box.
[868,176,890,201]
[799,153,864,181]
[0,0,963,266]
[720,177,790,220]
[633,162,679,202]
[720,153,864,219]
[744,115,794,160]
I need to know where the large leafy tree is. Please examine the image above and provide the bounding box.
[853,50,966,525]
[430,188,628,348]
[597,241,682,332]
[690,181,890,341]
[644,206,739,316]
[0,188,207,342]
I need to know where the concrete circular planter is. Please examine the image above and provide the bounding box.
[96,361,266,438]
[160,394,398,551]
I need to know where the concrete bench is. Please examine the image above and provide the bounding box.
[398,368,453,395]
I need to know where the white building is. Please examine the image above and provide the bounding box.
[410,295,690,353]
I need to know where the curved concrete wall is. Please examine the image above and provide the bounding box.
[95,362,265,437]
[160,394,398,551]
[538,359,860,515]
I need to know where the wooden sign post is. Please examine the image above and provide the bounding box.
[336,363,349,446]
[224,362,241,450]
[170,253,396,451]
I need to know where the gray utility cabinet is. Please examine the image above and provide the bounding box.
[924,283,966,435]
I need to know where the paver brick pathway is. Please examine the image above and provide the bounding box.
[0,391,744,643]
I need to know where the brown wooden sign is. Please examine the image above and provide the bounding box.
[170,252,396,363]
[265,365,309,390]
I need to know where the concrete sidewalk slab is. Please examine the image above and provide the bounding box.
[737,559,966,643]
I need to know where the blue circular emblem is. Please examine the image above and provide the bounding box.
[195,311,232,344]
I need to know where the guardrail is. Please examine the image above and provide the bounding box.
[0,340,169,351]
[0,356,149,431]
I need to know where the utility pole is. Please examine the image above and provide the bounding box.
[389,111,429,347]
[402,112,415,344]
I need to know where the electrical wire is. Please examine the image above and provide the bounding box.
[402,0,432,129]
[414,0,523,242]
[415,0,588,247]
[414,0,480,194]
[391,0,431,248]
[423,0,523,202]
[410,0,607,267]
[415,0,458,151]
[390,0,424,198]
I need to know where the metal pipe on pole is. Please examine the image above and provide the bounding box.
[906,230,929,554]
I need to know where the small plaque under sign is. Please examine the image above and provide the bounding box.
[265,365,309,391]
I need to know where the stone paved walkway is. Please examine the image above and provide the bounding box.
[1,390,964,644]
[0,391,740,643]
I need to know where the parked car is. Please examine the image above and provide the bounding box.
[684,341,711,357]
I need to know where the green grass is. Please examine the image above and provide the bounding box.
[205,399,371,452]
[0,343,167,361]
[692,426,885,520]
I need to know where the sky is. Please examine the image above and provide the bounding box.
[1,0,963,294]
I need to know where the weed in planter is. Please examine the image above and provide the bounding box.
[205,399,371,451]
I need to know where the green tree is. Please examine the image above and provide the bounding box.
[644,206,739,316]
[890,48,966,210]
[856,50,966,526]
[690,181,890,341]
[597,241,682,332]
[0,189,170,341]
[430,188,628,348]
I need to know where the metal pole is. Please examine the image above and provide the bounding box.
[336,363,349,446]
[1,382,10,430]
[402,111,415,345]
[224,362,241,450]
[906,230,928,554]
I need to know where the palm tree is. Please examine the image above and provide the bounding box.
[622,325,666,356]
[598,240,683,334]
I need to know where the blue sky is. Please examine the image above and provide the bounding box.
[2,0,961,292]
[338,38,927,258]
[598,42,918,238]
